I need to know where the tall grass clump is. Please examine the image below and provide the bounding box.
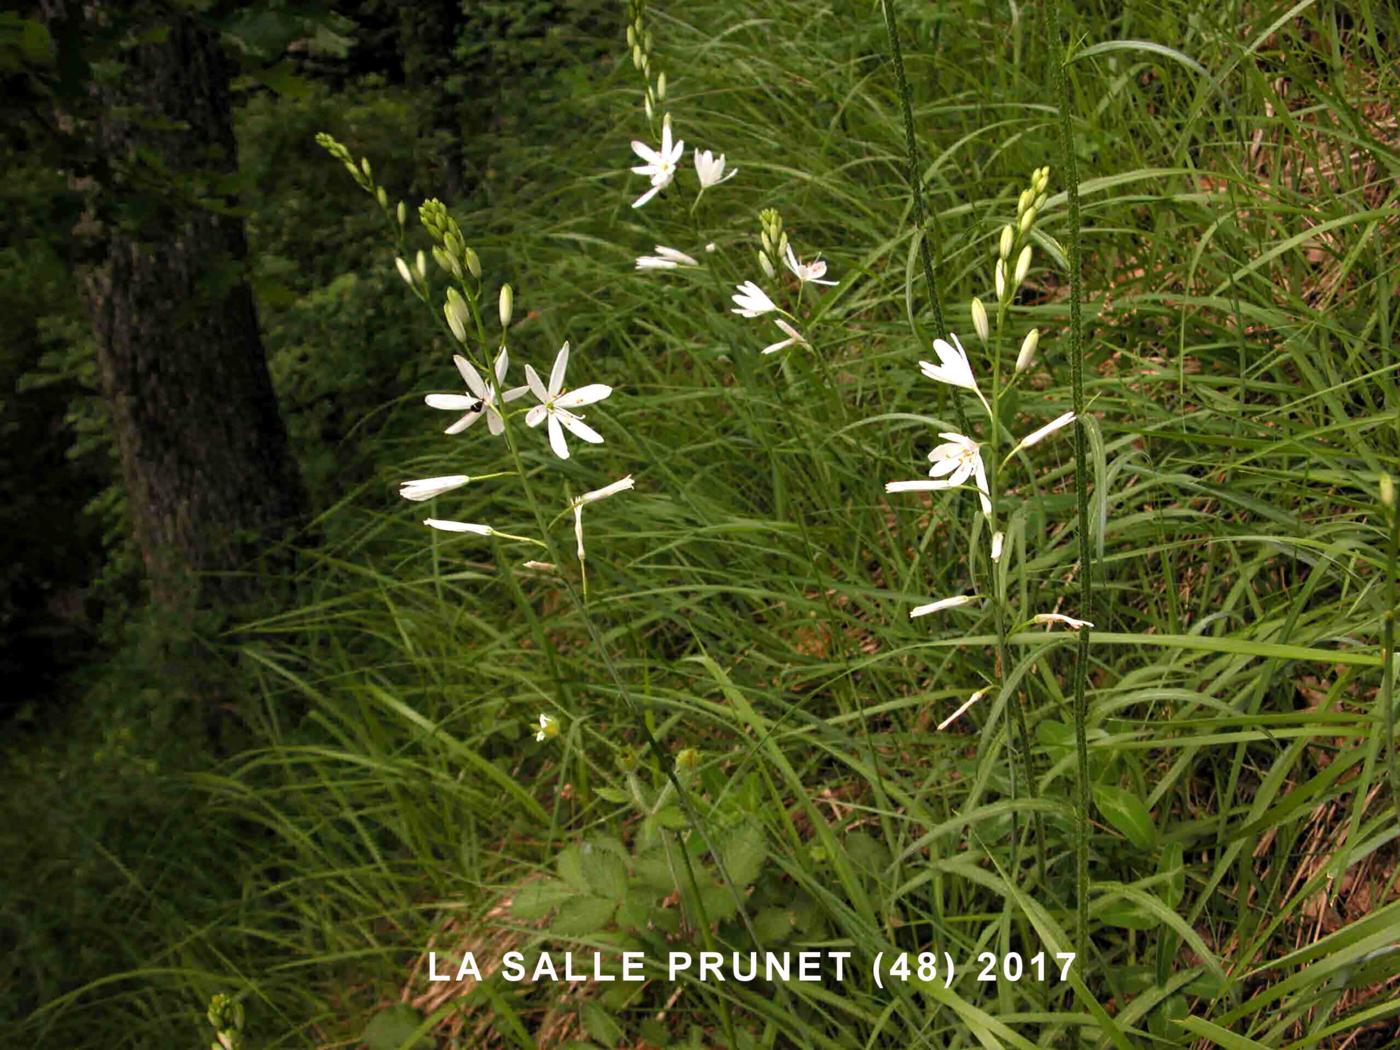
[21,0,1400,1047]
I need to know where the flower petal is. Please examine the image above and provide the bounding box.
[443,412,479,435]
[972,454,992,515]
[559,411,604,444]
[547,413,570,459]
[524,364,549,403]
[555,383,612,409]
[426,393,480,411]
[548,343,570,396]
[454,355,488,398]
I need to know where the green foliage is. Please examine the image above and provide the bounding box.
[9,0,1400,1047]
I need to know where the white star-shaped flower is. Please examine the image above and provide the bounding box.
[909,594,977,618]
[1013,411,1076,453]
[630,121,684,208]
[399,475,470,502]
[937,688,989,731]
[783,244,837,286]
[524,342,613,460]
[918,334,988,410]
[761,318,810,355]
[423,519,494,536]
[535,713,559,742]
[1033,612,1094,630]
[693,148,737,189]
[424,349,527,436]
[570,476,635,562]
[635,245,699,270]
[731,280,777,318]
[885,432,992,515]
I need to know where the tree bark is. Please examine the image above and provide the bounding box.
[48,1,305,611]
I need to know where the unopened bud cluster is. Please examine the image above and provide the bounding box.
[626,0,666,123]
[994,166,1049,306]
[988,167,1051,374]
[757,208,788,281]
[206,993,244,1050]
[420,198,482,283]
[316,131,411,241]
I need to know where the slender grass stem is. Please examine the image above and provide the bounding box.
[1048,0,1094,962]
[878,0,946,337]
[1384,470,1400,828]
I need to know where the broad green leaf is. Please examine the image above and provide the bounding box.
[550,895,616,936]
[1094,784,1157,849]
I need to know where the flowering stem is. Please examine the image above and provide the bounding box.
[987,300,1045,884]
[437,260,765,1033]
[490,530,548,548]
[1049,0,1095,964]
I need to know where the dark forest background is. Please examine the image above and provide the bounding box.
[1,1,614,1040]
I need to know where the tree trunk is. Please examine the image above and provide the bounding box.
[48,2,305,612]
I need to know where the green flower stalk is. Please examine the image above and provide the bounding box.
[884,167,1088,883]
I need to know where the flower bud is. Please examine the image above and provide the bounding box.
[396,200,406,226]
[464,247,482,279]
[995,258,1006,300]
[1019,206,1036,235]
[1015,328,1039,373]
[395,257,413,287]
[360,156,372,179]
[415,250,427,280]
[1034,191,1048,211]
[626,24,636,46]
[498,284,513,329]
[444,292,468,343]
[1383,474,1396,509]
[656,71,666,101]
[644,94,653,120]
[970,297,989,343]
[1014,245,1032,285]
[375,185,387,209]
[1017,188,1032,215]
[632,44,643,69]
[759,251,775,279]
[999,224,1014,260]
